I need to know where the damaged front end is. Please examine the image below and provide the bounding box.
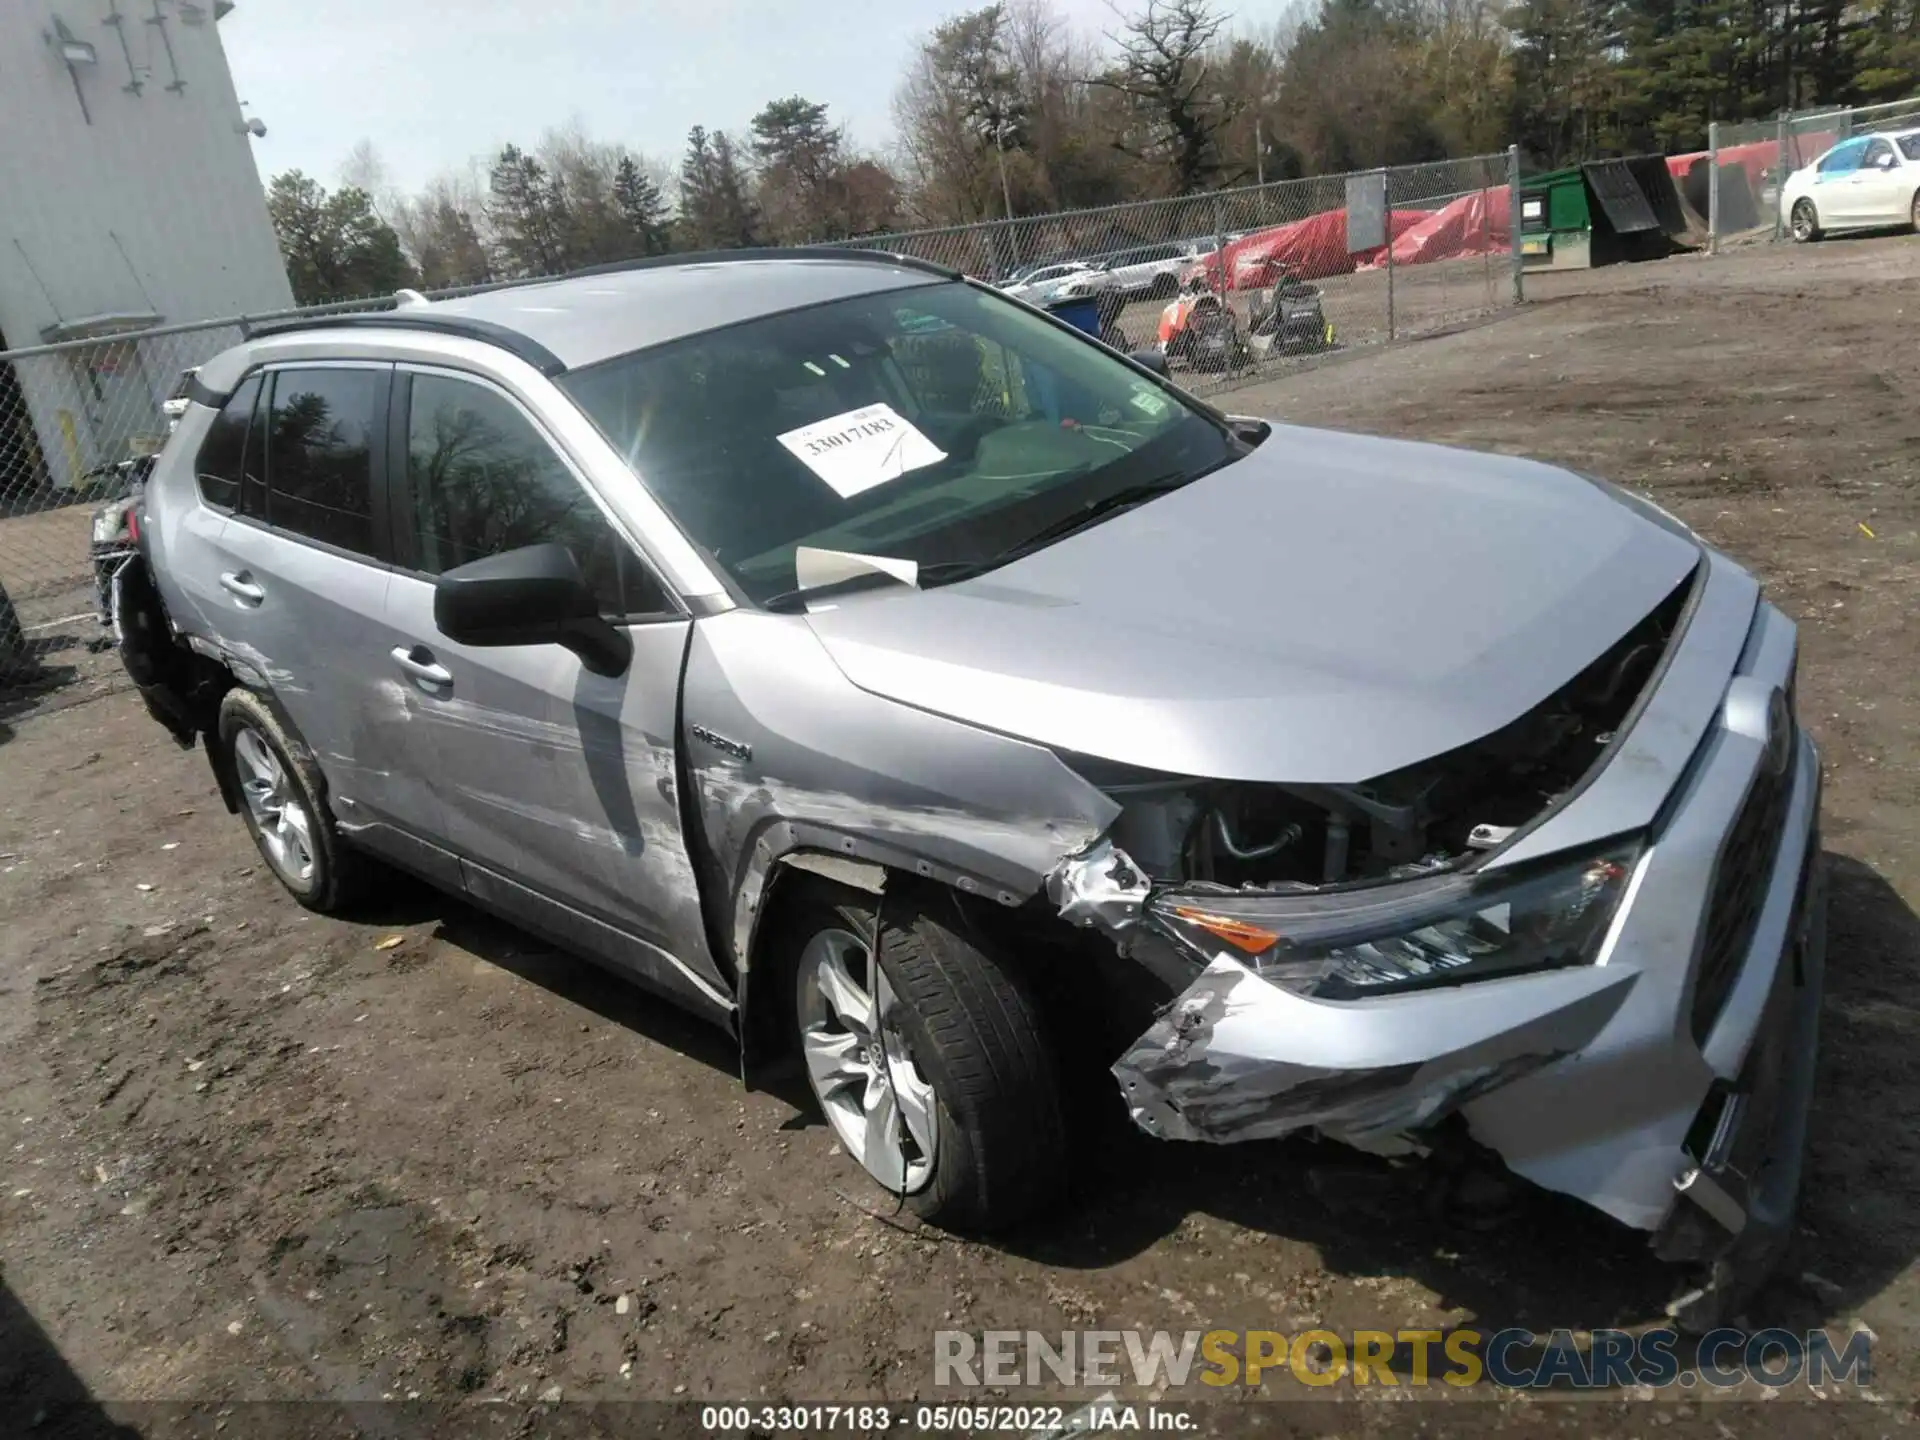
[1055,836,1642,1151]
[1046,577,1690,1145]
[1045,549,1825,1324]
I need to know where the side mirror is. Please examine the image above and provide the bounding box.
[1879,152,1899,170]
[1129,348,1170,377]
[433,542,631,677]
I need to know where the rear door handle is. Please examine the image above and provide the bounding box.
[391,645,453,689]
[219,570,264,605]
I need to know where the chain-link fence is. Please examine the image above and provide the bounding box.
[1705,94,1920,248]
[833,152,1518,401]
[0,150,1519,709]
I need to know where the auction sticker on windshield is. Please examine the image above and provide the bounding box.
[778,403,947,499]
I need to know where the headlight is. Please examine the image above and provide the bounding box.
[1153,840,1639,1000]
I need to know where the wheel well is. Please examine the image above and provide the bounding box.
[736,859,1177,1086]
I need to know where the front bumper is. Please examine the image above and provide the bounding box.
[1108,577,1823,1288]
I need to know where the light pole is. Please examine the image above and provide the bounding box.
[994,118,1018,272]
[994,119,1016,221]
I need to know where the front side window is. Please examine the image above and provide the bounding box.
[1818,139,1867,176]
[560,280,1236,605]
[1863,138,1895,167]
[404,373,665,615]
[263,368,381,557]
[193,375,261,510]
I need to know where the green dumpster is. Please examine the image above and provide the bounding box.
[1519,167,1592,271]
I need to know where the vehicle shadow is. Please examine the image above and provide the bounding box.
[353,870,741,1079]
[1005,848,1920,1337]
[0,662,79,723]
[0,1275,142,1439]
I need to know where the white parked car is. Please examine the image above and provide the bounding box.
[1096,241,1206,300]
[998,261,1100,304]
[1781,129,1920,241]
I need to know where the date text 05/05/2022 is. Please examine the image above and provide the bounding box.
[701,1403,1194,1432]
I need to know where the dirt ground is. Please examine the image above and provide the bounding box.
[3,237,1920,1438]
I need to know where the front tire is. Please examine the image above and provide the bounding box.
[217,688,361,913]
[787,886,1065,1231]
[1910,189,1920,234]
[1790,198,1821,243]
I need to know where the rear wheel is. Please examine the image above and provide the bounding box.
[1790,198,1821,243]
[1910,189,1920,233]
[788,886,1065,1231]
[217,688,361,913]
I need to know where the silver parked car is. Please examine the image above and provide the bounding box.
[116,248,1822,1326]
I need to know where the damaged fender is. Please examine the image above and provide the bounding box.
[677,610,1122,989]
[1110,954,1638,1148]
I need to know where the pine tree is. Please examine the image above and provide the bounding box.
[487,144,569,277]
[612,156,673,256]
[678,127,760,250]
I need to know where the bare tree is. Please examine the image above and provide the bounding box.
[1094,0,1237,194]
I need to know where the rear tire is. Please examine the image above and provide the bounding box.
[786,885,1066,1232]
[1910,189,1920,234]
[1790,199,1821,243]
[217,688,362,914]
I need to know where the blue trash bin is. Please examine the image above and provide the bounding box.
[1042,293,1101,339]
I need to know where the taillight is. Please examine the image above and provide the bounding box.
[125,507,140,544]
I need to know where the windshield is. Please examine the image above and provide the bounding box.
[560,279,1235,605]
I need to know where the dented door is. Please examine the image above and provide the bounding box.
[381,368,728,1003]
[385,575,723,996]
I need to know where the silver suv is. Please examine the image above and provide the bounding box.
[118,249,1822,1325]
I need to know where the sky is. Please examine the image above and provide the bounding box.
[217,0,1289,195]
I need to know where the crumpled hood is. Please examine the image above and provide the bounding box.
[801,423,1700,784]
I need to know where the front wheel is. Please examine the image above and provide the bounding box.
[789,888,1065,1231]
[1910,189,1920,234]
[1790,198,1821,243]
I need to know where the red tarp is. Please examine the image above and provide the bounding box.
[1367,186,1512,268]
[1181,208,1430,289]
[1666,133,1834,194]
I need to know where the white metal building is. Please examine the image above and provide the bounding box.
[0,0,293,491]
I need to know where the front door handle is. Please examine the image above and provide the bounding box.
[391,645,453,689]
[219,570,264,605]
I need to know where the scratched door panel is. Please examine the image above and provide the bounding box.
[383,572,724,991]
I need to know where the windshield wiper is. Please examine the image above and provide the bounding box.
[761,569,907,613]
[918,472,1204,588]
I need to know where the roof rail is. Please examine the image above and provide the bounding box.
[239,311,568,376]
[565,245,961,282]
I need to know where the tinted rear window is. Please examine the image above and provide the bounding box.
[193,375,260,511]
[264,368,382,558]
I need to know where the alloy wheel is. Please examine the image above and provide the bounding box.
[1791,200,1817,242]
[231,726,316,886]
[796,927,938,1195]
